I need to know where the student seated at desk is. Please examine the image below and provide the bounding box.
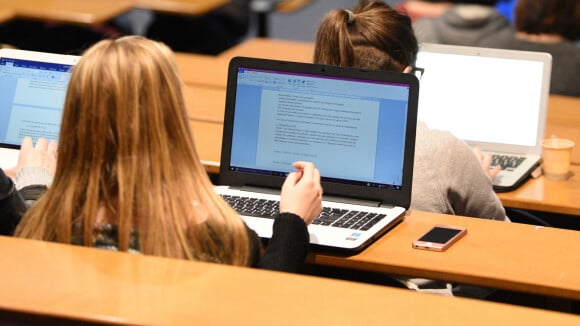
[9,36,323,273]
[499,0,580,97]
[412,0,514,48]
[314,0,507,221]
[313,0,510,298]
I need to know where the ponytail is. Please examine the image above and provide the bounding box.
[314,9,355,67]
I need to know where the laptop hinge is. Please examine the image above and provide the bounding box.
[234,186,390,208]
[235,185,280,196]
[322,195,382,208]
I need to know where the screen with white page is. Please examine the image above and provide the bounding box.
[0,58,73,147]
[229,67,411,189]
[415,52,544,147]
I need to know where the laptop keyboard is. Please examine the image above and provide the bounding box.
[221,194,385,231]
[491,154,526,171]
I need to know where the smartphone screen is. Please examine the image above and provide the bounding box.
[418,227,462,243]
[412,225,467,251]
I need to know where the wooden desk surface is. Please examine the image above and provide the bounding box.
[498,164,580,216]
[0,235,578,325]
[175,52,227,87]
[190,119,222,174]
[498,95,580,215]
[0,8,14,23]
[310,210,580,300]
[218,37,315,62]
[546,95,580,165]
[276,0,313,13]
[0,0,133,25]
[133,0,229,15]
[183,83,226,123]
[175,38,314,87]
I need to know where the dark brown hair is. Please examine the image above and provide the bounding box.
[515,0,580,41]
[314,0,418,72]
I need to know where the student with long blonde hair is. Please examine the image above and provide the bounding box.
[13,36,322,272]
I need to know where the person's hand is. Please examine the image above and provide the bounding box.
[4,137,57,179]
[473,147,501,179]
[279,161,323,225]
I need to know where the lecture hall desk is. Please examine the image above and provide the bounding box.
[0,235,579,325]
[497,94,580,217]
[133,0,229,15]
[175,38,315,88]
[0,8,14,24]
[308,210,580,301]
[0,0,133,25]
[497,164,580,216]
[0,0,232,25]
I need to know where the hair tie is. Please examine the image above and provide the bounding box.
[344,9,354,25]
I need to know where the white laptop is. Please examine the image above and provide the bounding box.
[215,57,419,253]
[0,49,79,169]
[414,43,552,192]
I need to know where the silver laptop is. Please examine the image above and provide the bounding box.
[0,49,79,169]
[414,43,552,192]
[215,57,419,253]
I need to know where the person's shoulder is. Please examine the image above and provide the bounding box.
[418,122,482,162]
[552,41,580,55]
[417,121,463,145]
[509,39,580,61]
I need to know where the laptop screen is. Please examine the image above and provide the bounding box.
[229,66,411,190]
[415,45,550,150]
[0,57,74,148]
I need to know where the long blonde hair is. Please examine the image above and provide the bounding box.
[15,36,250,265]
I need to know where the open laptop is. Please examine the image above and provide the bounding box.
[0,49,79,169]
[414,43,552,192]
[214,57,419,253]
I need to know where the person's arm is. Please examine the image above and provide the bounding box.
[0,168,27,235]
[4,137,55,208]
[472,147,501,179]
[254,213,309,272]
[446,137,508,221]
[4,136,56,186]
[244,213,309,272]
[247,161,322,272]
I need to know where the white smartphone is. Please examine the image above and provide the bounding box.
[412,225,467,251]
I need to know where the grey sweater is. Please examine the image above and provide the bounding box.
[410,121,507,221]
[414,5,514,48]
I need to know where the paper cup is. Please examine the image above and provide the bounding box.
[541,138,575,181]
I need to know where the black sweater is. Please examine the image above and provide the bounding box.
[0,168,310,272]
[0,169,26,235]
[249,212,309,272]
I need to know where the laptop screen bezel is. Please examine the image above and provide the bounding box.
[218,56,419,209]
